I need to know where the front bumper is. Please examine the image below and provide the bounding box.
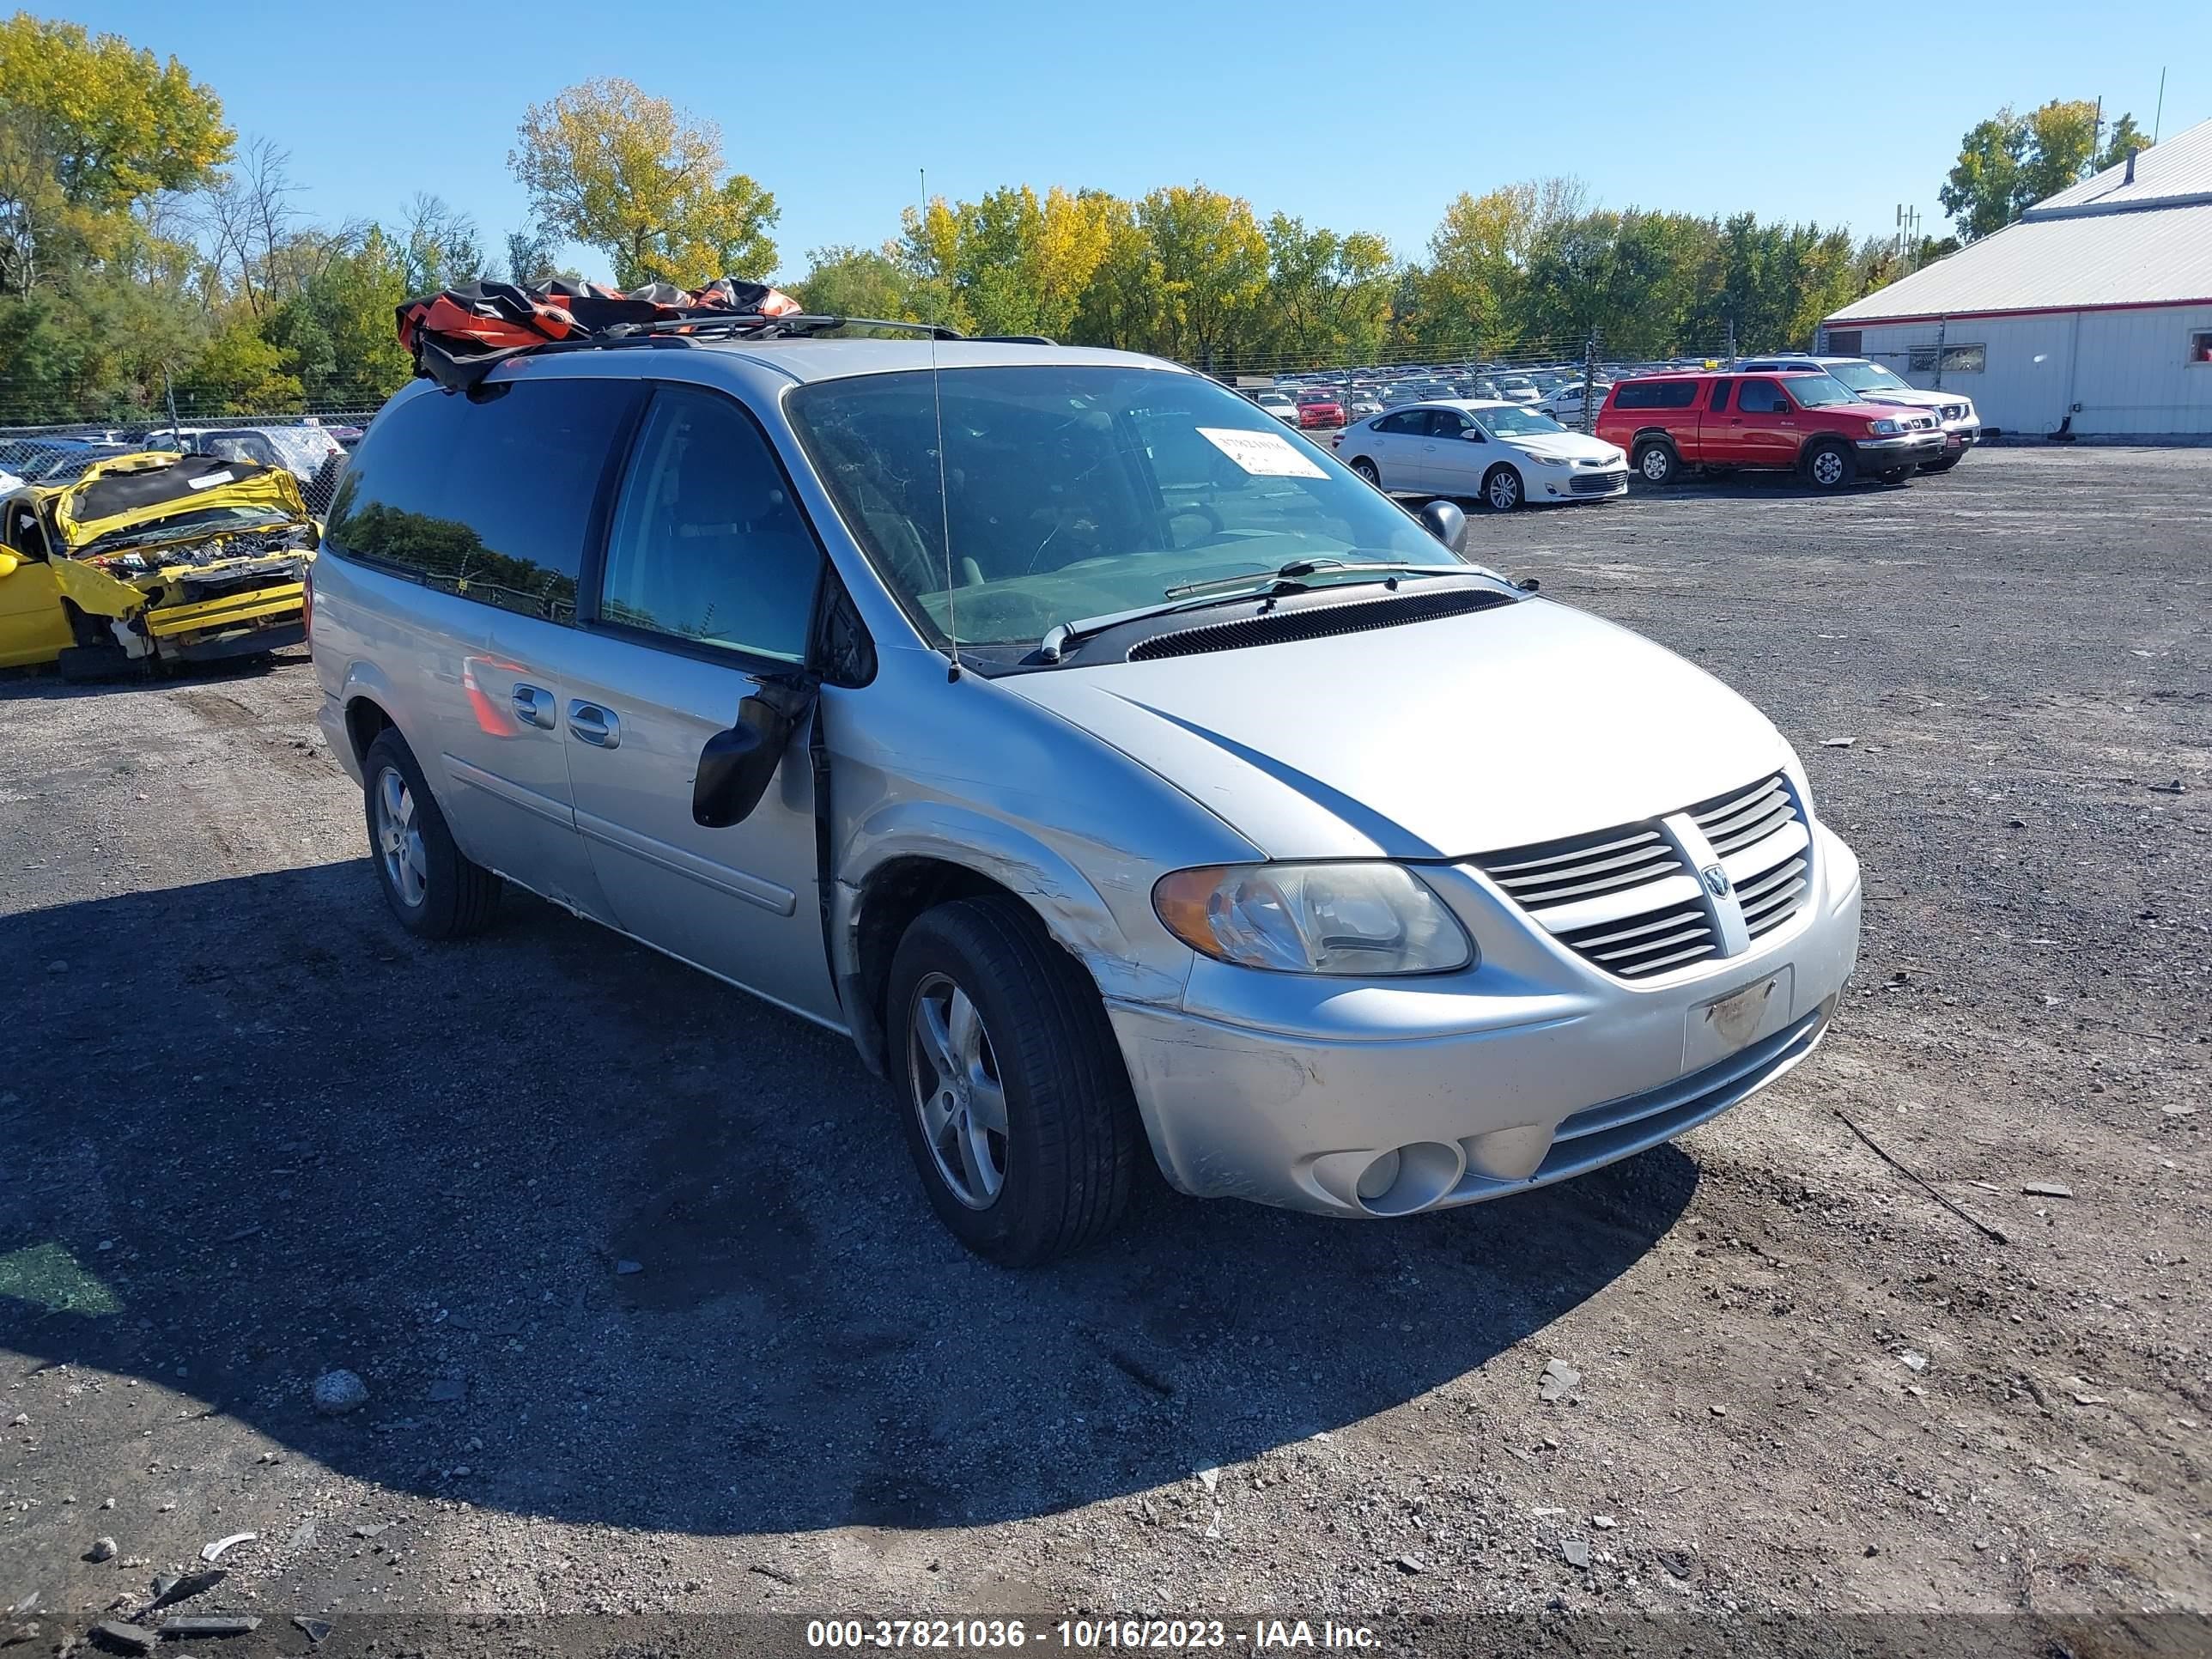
[1852,432,1946,467]
[1936,420,1980,453]
[1109,823,1862,1216]
[1536,466,1629,502]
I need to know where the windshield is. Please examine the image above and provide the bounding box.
[1474,405,1568,439]
[1824,360,1913,394]
[787,365,1451,650]
[1783,374,1862,408]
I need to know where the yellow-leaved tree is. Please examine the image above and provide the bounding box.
[508,77,777,290]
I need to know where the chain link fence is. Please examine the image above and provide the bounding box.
[1186,334,1751,435]
[0,407,378,520]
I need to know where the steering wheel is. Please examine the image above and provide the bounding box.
[1164,502,1225,548]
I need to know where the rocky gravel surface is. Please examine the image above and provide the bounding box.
[0,446,2204,1656]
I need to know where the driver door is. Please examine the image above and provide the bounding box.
[1418,409,1488,496]
[0,500,73,668]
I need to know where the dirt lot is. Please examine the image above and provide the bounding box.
[2,446,2206,1656]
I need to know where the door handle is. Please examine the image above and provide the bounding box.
[567,700,621,749]
[511,684,556,729]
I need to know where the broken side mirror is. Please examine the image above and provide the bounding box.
[1417,499,1468,554]
[693,677,817,829]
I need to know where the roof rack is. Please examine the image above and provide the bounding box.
[626,313,966,342]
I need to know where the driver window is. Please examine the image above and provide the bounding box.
[4,501,48,559]
[1737,379,1785,414]
[599,387,823,663]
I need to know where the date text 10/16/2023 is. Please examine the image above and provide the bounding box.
[805,1619,1382,1650]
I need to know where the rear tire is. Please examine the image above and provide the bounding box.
[888,896,1142,1266]
[1632,441,1680,487]
[1805,440,1856,490]
[1482,464,1524,512]
[362,729,501,939]
[1349,456,1382,488]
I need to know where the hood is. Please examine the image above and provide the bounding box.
[1843,385,1950,410]
[999,596,1794,860]
[1503,430,1623,464]
[48,452,308,553]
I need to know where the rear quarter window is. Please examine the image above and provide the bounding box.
[325,380,639,623]
[1610,380,1698,411]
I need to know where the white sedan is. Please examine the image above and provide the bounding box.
[1537,381,1610,424]
[1252,391,1301,424]
[1333,399,1629,510]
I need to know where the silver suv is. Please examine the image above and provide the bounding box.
[311,335,1862,1263]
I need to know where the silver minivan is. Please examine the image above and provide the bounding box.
[311,336,1862,1263]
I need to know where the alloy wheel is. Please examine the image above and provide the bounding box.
[1812,450,1844,486]
[907,971,1009,1209]
[374,766,428,909]
[1488,470,1520,510]
[1640,447,1670,483]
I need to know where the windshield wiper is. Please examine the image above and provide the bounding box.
[1036,559,1480,664]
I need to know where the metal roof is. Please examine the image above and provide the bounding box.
[1827,118,2212,325]
[2033,116,2212,213]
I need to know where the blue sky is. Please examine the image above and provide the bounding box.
[77,0,2212,285]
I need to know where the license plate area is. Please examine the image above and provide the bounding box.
[1684,966,1795,1073]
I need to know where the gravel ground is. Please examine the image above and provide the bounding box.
[1,446,2205,1656]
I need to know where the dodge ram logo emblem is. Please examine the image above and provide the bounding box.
[1702,865,1731,897]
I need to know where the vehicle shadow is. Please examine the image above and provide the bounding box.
[0,647,307,701]
[2,860,1698,1536]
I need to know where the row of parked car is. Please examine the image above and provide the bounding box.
[0,420,356,495]
[1306,354,1982,509]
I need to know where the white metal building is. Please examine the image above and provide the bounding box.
[1820,118,2212,436]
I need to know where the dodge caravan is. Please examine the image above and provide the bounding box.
[312,329,1862,1263]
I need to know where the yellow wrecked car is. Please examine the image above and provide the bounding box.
[0,451,318,678]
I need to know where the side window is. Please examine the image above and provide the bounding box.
[1709,380,1734,411]
[4,501,46,558]
[325,379,638,622]
[1376,411,1419,434]
[1612,382,1655,410]
[1736,379,1785,414]
[598,387,823,664]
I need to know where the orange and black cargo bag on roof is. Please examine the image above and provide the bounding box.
[395,276,801,392]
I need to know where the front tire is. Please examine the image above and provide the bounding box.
[1632,441,1680,486]
[362,729,501,939]
[1349,456,1382,488]
[1921,453,1962,473]
[1806,440,1856,490]
[889,896,1142,1265]
[1482,464,1524,512]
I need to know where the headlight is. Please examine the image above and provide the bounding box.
[1870,418,1900,435]
[1153,862,1474,975]
[1532,452,1570,465]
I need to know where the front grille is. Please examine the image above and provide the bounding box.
[1474,771,1813,980]
[1570,469,1626,495]
[1687,774,1811,939]
[1477,823,1717,979]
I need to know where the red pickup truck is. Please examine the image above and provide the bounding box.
[1595,370,1944,489]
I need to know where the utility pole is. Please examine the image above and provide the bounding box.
[1723,316,1736,368]
[162,364,180,448]
[2154,68,2166,143]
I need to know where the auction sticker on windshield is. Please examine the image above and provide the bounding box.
[1197,427,1327,478]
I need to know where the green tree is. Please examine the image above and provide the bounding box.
[1136,184,1267,371]
[1939,99,2140,240]
[2097,112,2148,171]
[509,77,777,289]
[260,225,411,404]
[1261,215,1393,365]
[793,244,915,319]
